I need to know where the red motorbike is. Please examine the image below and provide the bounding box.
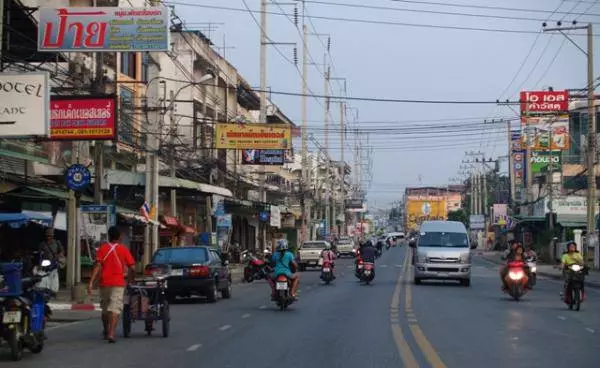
[320,260,334,284]
[503,261,529,301]
[242,251,270,283]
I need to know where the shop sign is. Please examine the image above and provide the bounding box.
[530,151,562,174]
[0,72,50,137]
[50,96,117,140]
[216,214,232,228]
[521,115,569,151]
[241,149,292,165]
[215,123,291,149]
[520,90,569,114]
[270,205,281,228]
[38,7,170,52]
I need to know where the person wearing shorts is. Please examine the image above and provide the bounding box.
[88,226,135,343]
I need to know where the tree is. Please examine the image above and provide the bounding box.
[448,209,468,226]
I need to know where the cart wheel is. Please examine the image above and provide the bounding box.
[162,301,170,338]
[145,321,153,336]
[122,305,132,338]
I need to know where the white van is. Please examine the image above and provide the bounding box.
[409,220,475,287]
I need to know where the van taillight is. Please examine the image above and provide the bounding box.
[190,266,209,277]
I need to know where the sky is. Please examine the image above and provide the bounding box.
[166,0,593,208]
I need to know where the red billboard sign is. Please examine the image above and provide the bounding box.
[520,90,569,114]
[50,96,116,140]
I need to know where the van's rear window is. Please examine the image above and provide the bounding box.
[419,232,468,248]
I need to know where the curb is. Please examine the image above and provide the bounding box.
[479,254,600,289]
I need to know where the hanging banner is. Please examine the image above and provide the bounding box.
[215,123,291,149]
[521,115,569,151]
[50,95,117,140]
[38,7,170,52]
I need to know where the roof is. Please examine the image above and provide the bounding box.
[420,220,467,232]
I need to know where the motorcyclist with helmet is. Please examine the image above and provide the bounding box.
[320,243,337,279]
[355,240,377,277]
[268,239,300,300]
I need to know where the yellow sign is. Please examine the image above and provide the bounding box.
[215,123,291,149]
[406,199,447,231]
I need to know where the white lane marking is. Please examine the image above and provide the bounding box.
[241,313,251,319]
[219,324,232,331]
[395,265,403,268]
[46,320,86,331]
[586,328,595,333]
[558,316,567,321]
[259,305,267,309]
[380,265,388,268]
[186,344,202,352]
[306,286,312,290]
[511,337,519,341]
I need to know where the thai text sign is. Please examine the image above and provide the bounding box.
[50,96,117,140]
[520,90,569,114]
[521,115,569,151]
[38,7,170,52]
[0,72,50,137]
[215,123,291,149]
[242,149,285,165]
[530,151,562,174]
[406,199,447,230]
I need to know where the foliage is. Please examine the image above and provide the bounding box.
[447,209,468,226]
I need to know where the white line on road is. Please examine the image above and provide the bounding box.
[219,324,232,331]
[395,265,403,268]
[186,344,202,352]
[259,305,267,309]
[586,327,595,333]
[241,313,251,319]
[306,286,312,290]
[380,265,388,268]
[558,316,567,321]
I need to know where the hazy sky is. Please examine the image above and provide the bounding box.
[171,0,591,207]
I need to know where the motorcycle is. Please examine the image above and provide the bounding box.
[320,260,334,284]
[503,261,529,301]
[0,259,54,361]
[359,262,375,284]
[273,274,295,310]
[563,264,588,311]
[526,256,537,288]
[241,251,270,283]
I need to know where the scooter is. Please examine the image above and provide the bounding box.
[526,256,537,288]
[0,260,54,361]
[563,264,588,311]
[320,260,334,285]
[503,261,529,301]
[359,262,375,284]
[241,251,270,283]
[273,275,295,310]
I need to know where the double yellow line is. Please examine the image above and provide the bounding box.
[390,249,447,368]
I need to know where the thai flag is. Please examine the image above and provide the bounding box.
[140,201,151,220]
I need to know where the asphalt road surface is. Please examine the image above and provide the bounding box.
[2,247,600,367]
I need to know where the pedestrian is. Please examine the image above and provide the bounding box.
[38,228,65,293]
[87,226,135,343]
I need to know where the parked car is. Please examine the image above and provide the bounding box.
[145,246,232,303]
[297,240,330,271]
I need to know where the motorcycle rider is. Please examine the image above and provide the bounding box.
[500,241,522,291]
[559,241,584,298]
[320,243,337,279]
[356,240,377,277]
[268,239,300,300]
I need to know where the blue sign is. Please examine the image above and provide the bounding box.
[259,212,270,222]
[216,214,232,228]
[65,164,91,192]
[81,205,116,226]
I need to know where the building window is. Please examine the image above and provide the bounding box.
[120,53,137,79]
[119,88,136,146]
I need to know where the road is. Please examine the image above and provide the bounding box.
[3,247,600,367]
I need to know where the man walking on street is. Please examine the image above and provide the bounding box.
[88,227,135,343]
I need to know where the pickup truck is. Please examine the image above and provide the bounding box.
[336,237,356,258]
[297,240,330,271]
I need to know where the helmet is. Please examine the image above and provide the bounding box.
[276,239,288,251]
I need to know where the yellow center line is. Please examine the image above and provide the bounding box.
[389,248,418,367]
[405,248,448,368]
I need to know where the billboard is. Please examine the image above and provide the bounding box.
[492,204,507,225]
[38,7,170,52]
[215,123,291,149]
[241,149,293,165]
[50,96,117,140]
[511,150,526,201]
[520,90,569,114]
[521,115,569,151]
[469,214,485,230]
[406,199,447,231]
[510,130,521,152]
[530,151,562,174]
[0,72,50,137]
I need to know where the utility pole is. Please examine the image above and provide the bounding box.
[259,0,268,250]
[169,90,177,220]
[340,101,345,235]
[324,55,331,239]
[301,0,310,242]
[93,0,104,205]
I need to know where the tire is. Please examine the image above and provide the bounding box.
[162,301,170,338]
[414,278,422,285]
[206,280,218,303]
[573,287,581,311]
[461,279,471,287]
[122,305,132,338]
[29,332,44,354]
[8,328,23,361]
[221,281,232,299]
[531,273,537,286]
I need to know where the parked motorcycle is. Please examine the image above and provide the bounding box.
[273,275,295,310]
[320,261,334,285]
[563,264,587,311]
[526,256,537,288]
[503,261,529,301]
[0,260,54,361]
[359,262,375,284]
[241,251,270,283]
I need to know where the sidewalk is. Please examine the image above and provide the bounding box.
[477,251,600,289]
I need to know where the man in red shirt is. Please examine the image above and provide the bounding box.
[88,226,135,343]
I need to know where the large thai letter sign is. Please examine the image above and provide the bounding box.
[520,90,569,115]
[37,7,170,52]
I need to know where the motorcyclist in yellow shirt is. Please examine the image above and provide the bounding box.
[559,241,585,298]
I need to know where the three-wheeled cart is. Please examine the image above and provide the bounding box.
[122,276,170,338]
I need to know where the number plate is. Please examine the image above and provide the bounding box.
[364,270,371,275]
[2,311,21,324]
[276,282,288,290]
[322,268,330,272]
[437,273,449,278]
[358,264,364,269]
[171,269,183,276]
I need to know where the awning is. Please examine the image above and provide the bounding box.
[180,225,197,234]
[1,186,94,203]
[21,210,67,231]
[557,214,586,227]
[161,216,180,227]
[0,212,52,228]
[118,212,161,226]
